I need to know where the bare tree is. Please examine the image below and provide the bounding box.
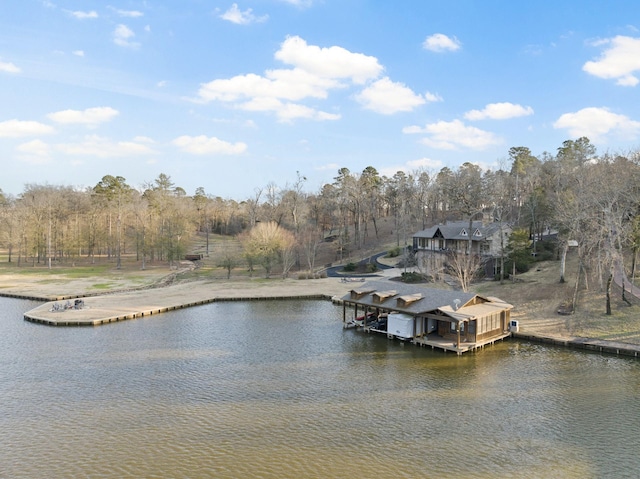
[298,225,323,273]
[446,250,483,292]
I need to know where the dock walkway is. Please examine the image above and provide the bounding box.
[22,279,347,326]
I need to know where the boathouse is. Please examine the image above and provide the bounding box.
[341,281,513,355]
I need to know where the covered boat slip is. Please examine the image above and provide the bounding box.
[341,281,513,355]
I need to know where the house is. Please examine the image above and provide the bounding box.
[412,220,511,277]
[340,280,513,355]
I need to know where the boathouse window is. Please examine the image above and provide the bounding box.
[489,312,499,331]
[450,322,456,332]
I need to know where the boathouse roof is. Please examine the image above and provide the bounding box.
[340,280,511,320]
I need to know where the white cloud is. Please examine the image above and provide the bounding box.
[197,70,342,121]
[47,107,119,126]
[220,3,268,24]
[72,50,85,57]
[404,119,501,150]
[198,36,386,121]
[199,70,337,103]
[267,102,340,122]
[0,120,55,137]
[279,0,313,7]
[16,139,50,155]
[464,102,534,120]
[0,60,21,73]
[133,136,154,144]
[16,139,51,164]
[172,135,247,155]
[56,135,156,157]
[113,24,139,48]
[275,36,383,84]
[355,77,428,114]
[69,10,98,19]
[113,8,144,18]
[583,36,640,86]
[553,107,640,141]
[406,157,443,169]
[424,92,443,102]
[423,33,461,53]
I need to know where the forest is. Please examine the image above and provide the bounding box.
[1,136,640,304]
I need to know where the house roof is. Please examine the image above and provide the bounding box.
[340,281,513,323]
[413,221,509,241]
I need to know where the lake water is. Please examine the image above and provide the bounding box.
[1,297,639,479]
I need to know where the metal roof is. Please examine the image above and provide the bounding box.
[341,280,477,315]
[340,280,512,322]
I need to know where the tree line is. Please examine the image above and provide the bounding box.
[1,137,640,298]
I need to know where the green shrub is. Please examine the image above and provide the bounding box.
[534,251,554,262]
[506,258,531,274]
[386,247,401,258]
[400,272,428,283]
[298,272,327,279]
[364,263,378,273]
[343,262,356,272]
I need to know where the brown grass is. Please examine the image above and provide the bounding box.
[3,227,640,345]
[472,250,640,344]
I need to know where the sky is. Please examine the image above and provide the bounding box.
[2,1,640,199]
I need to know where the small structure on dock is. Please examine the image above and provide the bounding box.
[341,281,513,355]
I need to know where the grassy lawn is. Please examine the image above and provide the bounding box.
[472,250,640,344]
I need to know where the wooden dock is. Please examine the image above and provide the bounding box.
[412,332,511,354]
[347,320,511,355]
[21,282,336,326]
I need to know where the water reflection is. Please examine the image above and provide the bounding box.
[0,297,639,478]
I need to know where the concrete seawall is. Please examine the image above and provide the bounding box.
[512,331,640,359]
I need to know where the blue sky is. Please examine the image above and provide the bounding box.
[2,1,640,198]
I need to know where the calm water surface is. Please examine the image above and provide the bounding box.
[1,297,639,479]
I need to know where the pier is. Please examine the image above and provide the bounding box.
[21,280,343,326]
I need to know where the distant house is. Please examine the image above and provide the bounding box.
[340,281,513,355]
[412,221,511,276]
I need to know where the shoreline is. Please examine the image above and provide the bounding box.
[17,277,351,326]
[5,273,640,359]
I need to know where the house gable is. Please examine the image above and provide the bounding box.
[412,220,511,257]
